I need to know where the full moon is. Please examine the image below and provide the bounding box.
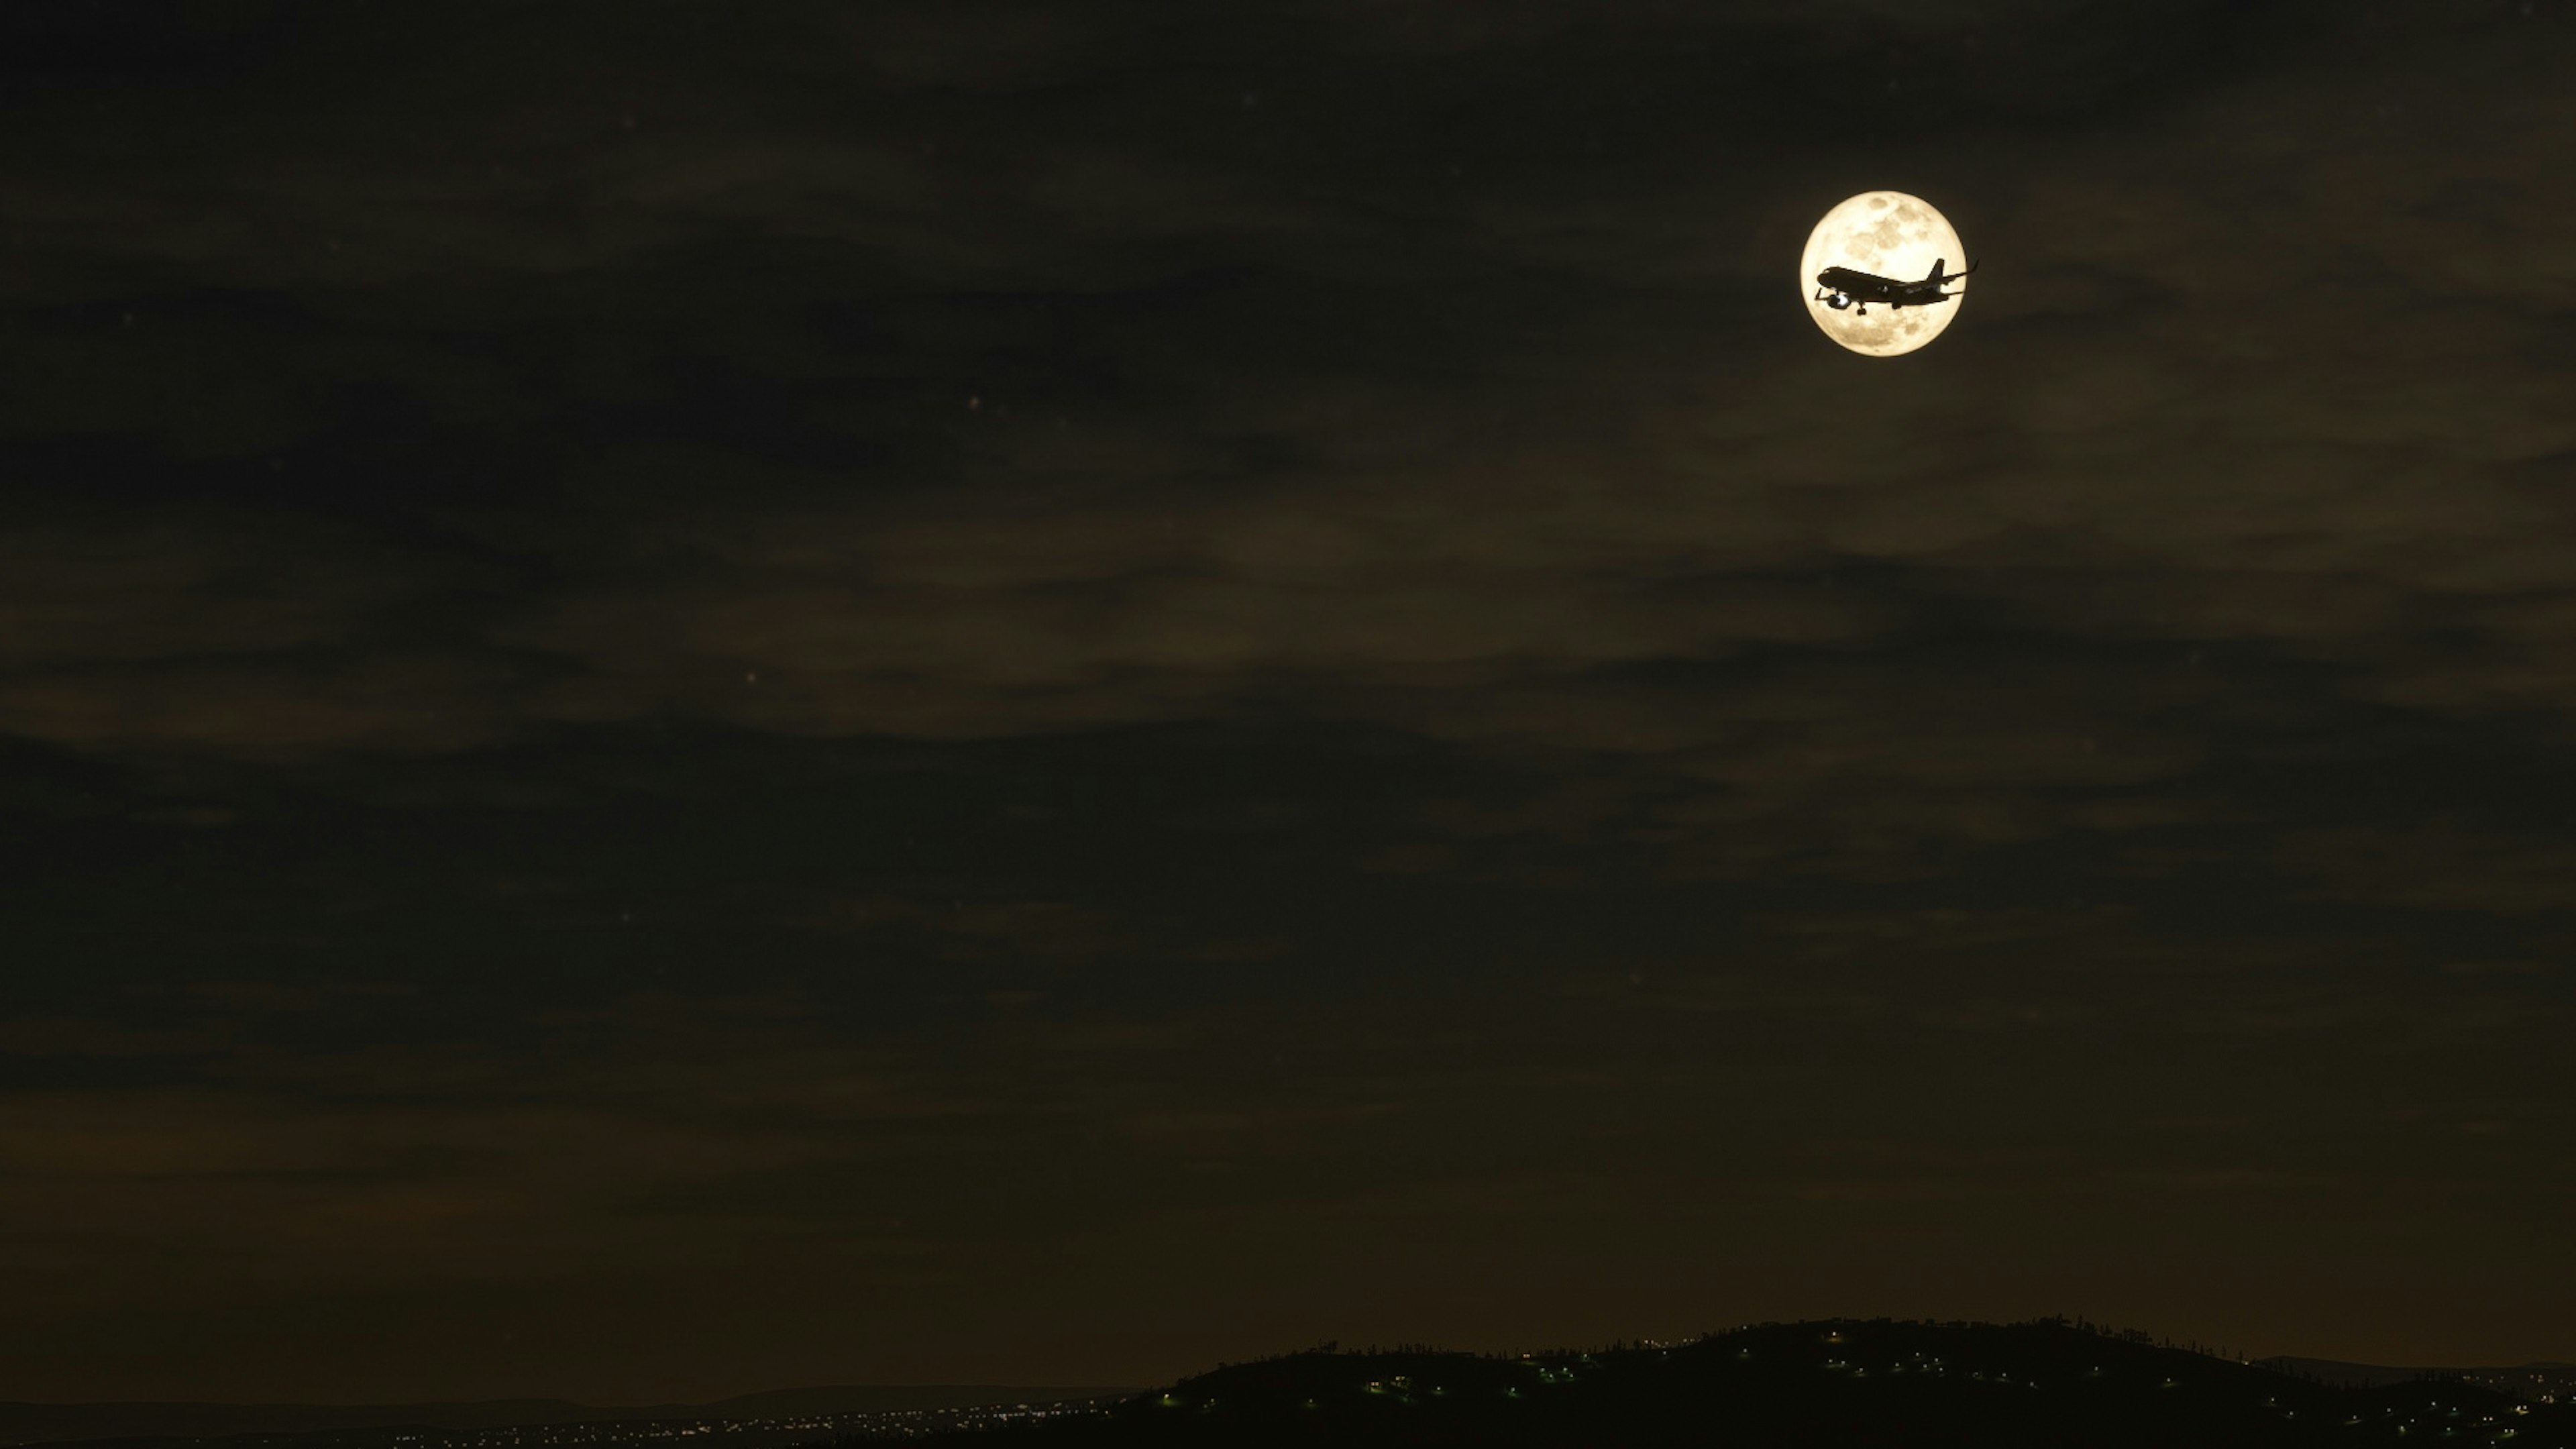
[1799,191,1968,358]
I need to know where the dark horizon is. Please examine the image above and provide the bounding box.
[12,1319,2575,1449]
[6,1317,2569,1415]
[5,0,2573,1405]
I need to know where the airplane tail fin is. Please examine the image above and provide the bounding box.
[1927,258,1947,284]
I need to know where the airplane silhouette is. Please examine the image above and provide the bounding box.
[1814,256,1976,315]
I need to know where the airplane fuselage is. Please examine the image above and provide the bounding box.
[1813,260,1968,315]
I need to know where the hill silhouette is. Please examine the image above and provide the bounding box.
[924,1318,2575,1448]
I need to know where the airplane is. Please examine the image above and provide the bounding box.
[1814,256,1976,315]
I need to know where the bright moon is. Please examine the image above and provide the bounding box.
[1799,191,1968,358]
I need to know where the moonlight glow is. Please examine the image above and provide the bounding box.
[1799,191,1968,357]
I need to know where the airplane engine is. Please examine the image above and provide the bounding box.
[1824,292,1852,311]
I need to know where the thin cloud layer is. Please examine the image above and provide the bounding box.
[3,0,2575,1401]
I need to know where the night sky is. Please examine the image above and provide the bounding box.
[6,0,2575,1407]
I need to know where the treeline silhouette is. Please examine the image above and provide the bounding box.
[857,1317,2575,1448]
[1228,1316,2246,1365]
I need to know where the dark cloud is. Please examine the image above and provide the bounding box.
[3,0,2575,1403]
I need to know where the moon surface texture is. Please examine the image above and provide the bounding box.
[1799,191,1968,358]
